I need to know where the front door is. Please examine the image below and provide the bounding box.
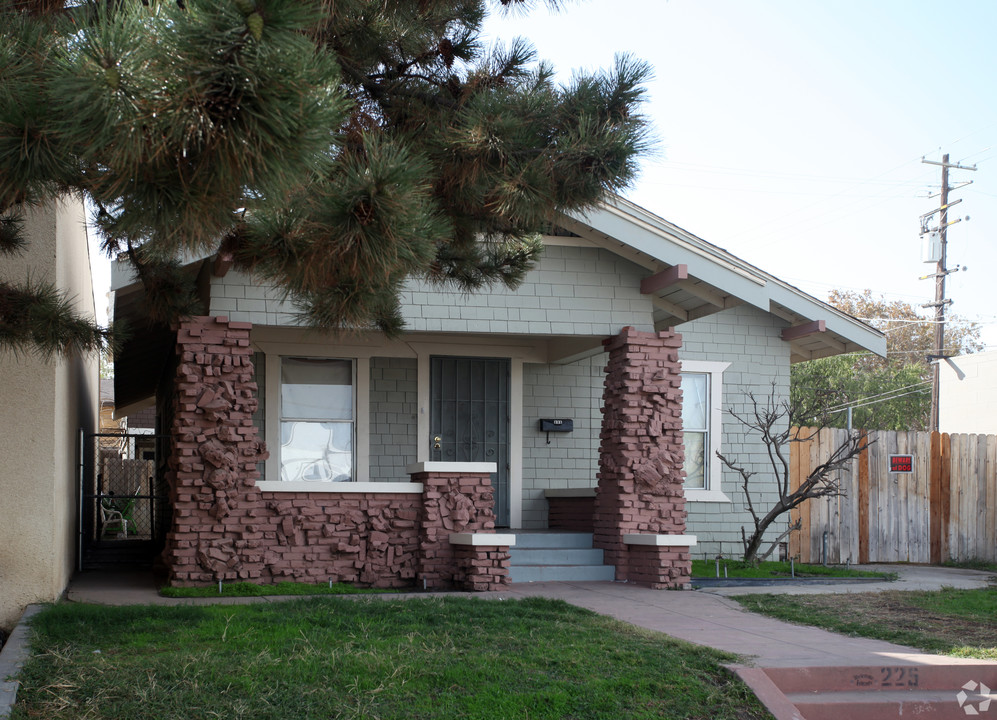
[429,357,510,527]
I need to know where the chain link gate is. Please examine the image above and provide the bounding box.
[78,431,171,570]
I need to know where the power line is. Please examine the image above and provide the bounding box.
[823,382,932,414]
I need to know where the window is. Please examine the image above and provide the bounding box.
[279,357,355,482]
[679,360,730,502]
[681,373,709,489]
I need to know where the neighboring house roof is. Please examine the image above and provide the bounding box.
[111,195,885,410]
[561,195,886,363]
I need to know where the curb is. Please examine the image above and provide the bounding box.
[0,604,43,719]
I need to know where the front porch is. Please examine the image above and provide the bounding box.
[160,317,695,591]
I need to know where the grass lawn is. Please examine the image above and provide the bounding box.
[11,597,772,720]
[160,581,393,598]
[735,587,997,659]
[691,559,893,580]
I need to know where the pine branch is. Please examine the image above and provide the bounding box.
[0,278,113,357]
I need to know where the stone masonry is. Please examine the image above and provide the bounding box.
[452,546,511,592]
[412,469,497,589]
[593,326,691,588]
[164,317,506,590]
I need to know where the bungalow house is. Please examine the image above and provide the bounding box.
[110,195,884,591]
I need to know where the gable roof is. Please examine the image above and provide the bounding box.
[560,195,886,362]
[111,195,885,411]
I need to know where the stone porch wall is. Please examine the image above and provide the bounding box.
[165,317,508,591]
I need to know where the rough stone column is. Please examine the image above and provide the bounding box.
[452,546,511,591]
[593,326,690,587]
[410,465,496,589]
[164,316,269,584]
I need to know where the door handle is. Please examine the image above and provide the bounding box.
[433,436,442,449]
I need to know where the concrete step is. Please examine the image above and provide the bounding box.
[507,532,616,583]
[791,691,980,720]
[763,664,997,694]
[508,548,607,566]
[510,532,594,549]
[736,664,997,720]
[509,564,617,583]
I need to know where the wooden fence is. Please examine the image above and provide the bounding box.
[789,428,997,564]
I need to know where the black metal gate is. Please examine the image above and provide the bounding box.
[78,431,171,570]
[429,357,510,526]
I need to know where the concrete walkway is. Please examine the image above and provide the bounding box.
[499,577,991,668]
[703,563,995,598]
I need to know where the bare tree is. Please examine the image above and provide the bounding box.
[717,390,869,564]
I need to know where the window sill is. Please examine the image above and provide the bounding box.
[684,488,732,503]
[256,481,423,494]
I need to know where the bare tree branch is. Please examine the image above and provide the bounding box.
[720,386,871,563]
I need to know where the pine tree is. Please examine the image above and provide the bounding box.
[0,0,651,354]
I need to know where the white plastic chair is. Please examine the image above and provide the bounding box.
[99,499,128,539]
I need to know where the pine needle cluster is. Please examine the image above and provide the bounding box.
[0,0,652,354]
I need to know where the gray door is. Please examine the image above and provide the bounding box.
[430,357,510,527]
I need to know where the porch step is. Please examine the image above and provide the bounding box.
[509,548,606,565]
[508,532,617,583]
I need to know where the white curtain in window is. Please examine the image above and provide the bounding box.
[279,357,354,482]
[681,373,709,489]
[281,357,353,420]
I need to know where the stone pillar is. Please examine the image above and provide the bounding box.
[593,326,692,588]
[165,316,269,585]
[408,462,496,589]
[452,544,512,591]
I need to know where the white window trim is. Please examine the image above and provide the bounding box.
[680,359,731,503]
[263,350,370,485]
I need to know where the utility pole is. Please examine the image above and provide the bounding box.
[920,153,975,432]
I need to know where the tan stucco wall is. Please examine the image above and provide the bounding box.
[0,198,98,631]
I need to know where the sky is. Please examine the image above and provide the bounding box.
[91,0,997,350]
[483,0,997,351]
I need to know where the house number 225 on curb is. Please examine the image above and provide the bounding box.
[852,667,920,688]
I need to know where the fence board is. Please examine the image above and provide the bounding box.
[988,436,997,563]
[977,436,988,561]
[858,432,870,564]
[930,432,943,563]
[810,430,823,562]
[789,431,801,561]
[798,428,812,563]
[897,432,909,561]
[915,431,931,562]
[941,433,952,561]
